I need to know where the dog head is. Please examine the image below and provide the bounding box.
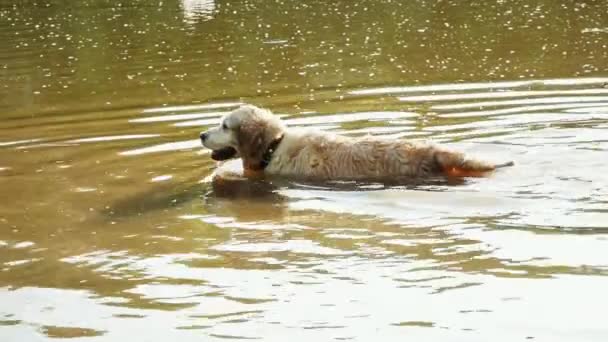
[200,105,285,170]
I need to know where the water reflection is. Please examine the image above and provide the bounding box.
[180,0,216,23]
[2,73,608,339]
[1,0,608,340]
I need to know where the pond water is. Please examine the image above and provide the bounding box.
[1,0,608,341]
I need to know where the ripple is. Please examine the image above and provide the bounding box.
[349,77,608,95]
[120,140,203,156]
[131,112,227,123]
[0,138,43,147]
[41,326,106,338]
[427,113,608,132]
[68,134,160,143]
[174,114,287,127]
[565,106,608,113]
[150,175,173,182]
[392,321,435,327]
[143,102,242,114]
[284,111,417,126]
[436,102,608,118]
[212,240,351,256]
[432,96,608,111]
[398,89,608,102]
[173,117,224,127]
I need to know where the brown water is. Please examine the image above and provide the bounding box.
[1,0,608,341]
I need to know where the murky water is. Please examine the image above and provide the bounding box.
[1,0,608,341]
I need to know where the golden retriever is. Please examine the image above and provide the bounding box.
[200,105,513,180]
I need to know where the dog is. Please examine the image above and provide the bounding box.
[200,105,513,181]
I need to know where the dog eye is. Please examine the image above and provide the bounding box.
[221,122,228,130]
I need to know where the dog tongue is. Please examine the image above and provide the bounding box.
[211,147,237,161]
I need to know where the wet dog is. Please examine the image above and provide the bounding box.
[200,105,513,180]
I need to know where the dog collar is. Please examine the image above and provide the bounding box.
[260,134,284,169]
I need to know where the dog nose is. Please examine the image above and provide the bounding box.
[200,132,208,142]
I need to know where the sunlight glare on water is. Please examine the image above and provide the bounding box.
[1,0,608,341]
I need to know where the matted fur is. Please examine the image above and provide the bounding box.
[200,105,512,180]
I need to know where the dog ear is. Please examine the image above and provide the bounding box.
[237,120,268,170]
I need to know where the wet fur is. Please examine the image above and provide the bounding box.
[200,105,513,180]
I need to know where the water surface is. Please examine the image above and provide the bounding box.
[1,0,608,341]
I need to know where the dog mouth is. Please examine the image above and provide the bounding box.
[210,147,237,161]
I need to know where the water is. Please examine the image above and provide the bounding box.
[1,0,608,341]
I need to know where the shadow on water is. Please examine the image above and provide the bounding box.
[102,169,470,221]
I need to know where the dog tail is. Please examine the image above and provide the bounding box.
[435,150,514,177]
